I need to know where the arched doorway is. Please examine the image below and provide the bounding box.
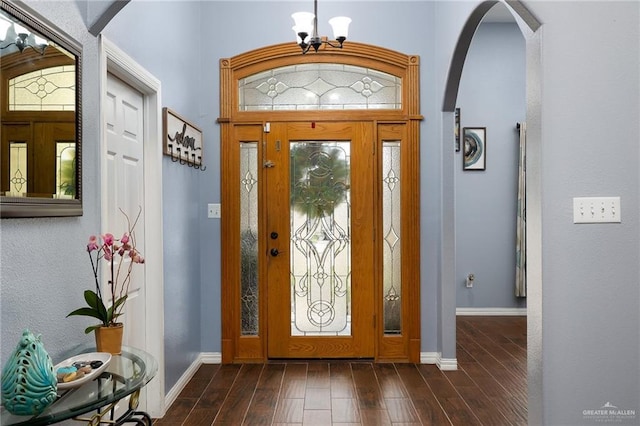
[219,42,422,363]
[441,1,542,423]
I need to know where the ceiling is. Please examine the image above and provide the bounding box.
[482,3,517,23]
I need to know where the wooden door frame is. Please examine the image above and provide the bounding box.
[219,42,422,363]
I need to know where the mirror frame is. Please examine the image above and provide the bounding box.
[0,0,82,218]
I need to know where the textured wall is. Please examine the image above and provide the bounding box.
[532,1,639,424]
[1,1,102,365]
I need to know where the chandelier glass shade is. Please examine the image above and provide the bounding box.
[0,16,48,54]
[292,0,351,54]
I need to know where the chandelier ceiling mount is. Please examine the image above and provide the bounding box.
[292,0,351,54]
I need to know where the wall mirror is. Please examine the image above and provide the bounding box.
[0,0,82,217]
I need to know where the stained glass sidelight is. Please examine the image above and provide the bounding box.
[56,142,76,198]
[8,142,28,196]
[239,64,402,111]
[240,142,259,335]
[382,141,402,334]
[290,142,351,336]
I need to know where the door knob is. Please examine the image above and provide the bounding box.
[270,248,280,257]
[270,232,279,240]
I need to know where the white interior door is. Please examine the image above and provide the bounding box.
[104,73,146,351]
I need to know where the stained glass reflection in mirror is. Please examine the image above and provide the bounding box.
[9,65,75,111]
[56,142,75,198]
[8,142,27,196]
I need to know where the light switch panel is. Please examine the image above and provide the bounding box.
[573,197,621,223]
[207,203,221,219]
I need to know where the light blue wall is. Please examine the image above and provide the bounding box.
[531,2,639,423]
[455,22,526,309]
[1,1,638,425]
[194,1,440,354]
[101,1,204,393]
[102,0,440,388]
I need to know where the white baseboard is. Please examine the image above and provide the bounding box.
[420,352,458,371]
[164,352,222,410]
[437,356,458,371]
[420,352,438,364]
[456,307,526,316]
[201,352,222,364]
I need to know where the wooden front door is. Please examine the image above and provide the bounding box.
[265,121,375,358]
[220,42,422,363]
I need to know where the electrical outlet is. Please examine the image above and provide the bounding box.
[573,197,621,223]
[207,203,221,219]
[466,273,475,288]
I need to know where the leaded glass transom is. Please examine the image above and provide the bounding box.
[239,64,401,111]
[9,65,75,111]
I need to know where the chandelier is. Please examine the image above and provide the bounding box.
[0,16,48,55]
[292,0,351,54]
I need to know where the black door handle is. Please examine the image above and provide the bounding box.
[270,232,279,240]
[270,248,279,257]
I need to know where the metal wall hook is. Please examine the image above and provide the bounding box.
[167,144,206,171]
[179,149,188,165]
[194,156,207,171]
[168,144,179,162]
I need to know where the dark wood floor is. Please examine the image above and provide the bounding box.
[154,316,526,425]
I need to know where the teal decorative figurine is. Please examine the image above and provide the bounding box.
[1,330,57,415]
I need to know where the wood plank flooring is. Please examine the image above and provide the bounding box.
[154,316,526,425]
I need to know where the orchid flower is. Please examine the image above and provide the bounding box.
[67,207,144,333]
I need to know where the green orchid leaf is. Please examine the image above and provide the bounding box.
[97,298,108,322]
[107,295,128,323]
[84,325,101,334]
[83,290,100,309]
[66,307,105,321]
[83,289,108,321]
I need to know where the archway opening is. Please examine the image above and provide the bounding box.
[441,1,542,424]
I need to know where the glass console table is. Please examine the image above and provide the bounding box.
[1,346,157,426]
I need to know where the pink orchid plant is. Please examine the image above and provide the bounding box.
[67,208,144,333]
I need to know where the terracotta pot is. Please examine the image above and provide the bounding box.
[95,324,123,355]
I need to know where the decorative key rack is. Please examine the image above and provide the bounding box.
[163,107,206,171]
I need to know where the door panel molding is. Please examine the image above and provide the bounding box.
[101,37,165,416]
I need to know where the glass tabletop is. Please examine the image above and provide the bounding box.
[1,346,157,426]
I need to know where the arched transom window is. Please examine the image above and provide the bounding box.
[238,63,402,111]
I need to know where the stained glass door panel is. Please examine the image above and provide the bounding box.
[267,122,374,358]
[290,141,351,336]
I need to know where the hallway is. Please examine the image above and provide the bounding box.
[154,316,526,425]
